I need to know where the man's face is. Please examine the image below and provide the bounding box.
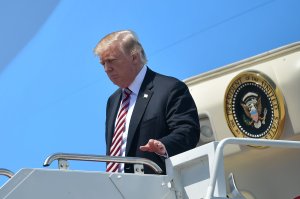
[99,44,139,88]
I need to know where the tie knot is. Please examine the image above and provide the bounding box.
[123,88,132,96]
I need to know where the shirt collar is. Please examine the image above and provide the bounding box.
[127,65,147,95]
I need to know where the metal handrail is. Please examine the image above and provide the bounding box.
[0,168,14,178]
[43,153,163,174]
[205,138,300,199]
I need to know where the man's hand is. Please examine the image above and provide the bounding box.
[140,139,166,155]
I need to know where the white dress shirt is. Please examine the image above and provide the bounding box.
[117,65,147,172]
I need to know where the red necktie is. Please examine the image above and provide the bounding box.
[106,88,131,172]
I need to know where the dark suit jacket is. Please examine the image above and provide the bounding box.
[105,68,200,174]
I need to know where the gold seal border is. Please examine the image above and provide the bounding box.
[224,70,285,140]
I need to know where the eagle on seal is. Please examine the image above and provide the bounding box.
[241,92,267,128]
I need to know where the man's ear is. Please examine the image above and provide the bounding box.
[132,53,139,64]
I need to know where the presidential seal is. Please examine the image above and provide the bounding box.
[224,71,285,140]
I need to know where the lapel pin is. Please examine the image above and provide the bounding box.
[143,94,148,98]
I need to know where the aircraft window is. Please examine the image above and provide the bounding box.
[197,115,215,146]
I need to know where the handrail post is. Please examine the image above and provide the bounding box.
[205,138,300,199]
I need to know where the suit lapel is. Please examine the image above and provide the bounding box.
[126,69,155,155]
[106,89,122,153]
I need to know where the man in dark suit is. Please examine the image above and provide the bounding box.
[94,30,200,174]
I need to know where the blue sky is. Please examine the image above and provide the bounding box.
[1,0,300,185]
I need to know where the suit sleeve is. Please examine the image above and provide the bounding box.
[159,81,200,157]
